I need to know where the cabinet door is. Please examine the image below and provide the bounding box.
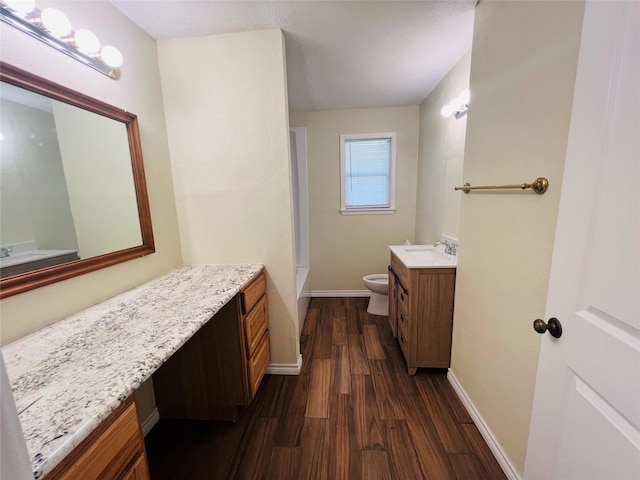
[415,270,455,367]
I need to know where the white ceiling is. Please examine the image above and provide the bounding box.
[111,1,476,111]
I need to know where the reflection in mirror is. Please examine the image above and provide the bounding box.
[0,62,154,298]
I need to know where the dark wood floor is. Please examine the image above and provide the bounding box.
[145,297,507,480]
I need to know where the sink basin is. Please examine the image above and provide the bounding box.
[389,245,457,269]
[0,250,77,268]
[404,248,450,263]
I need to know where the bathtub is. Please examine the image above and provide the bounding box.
[296,265,311,334]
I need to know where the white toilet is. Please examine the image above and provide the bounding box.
[363,274,389,316]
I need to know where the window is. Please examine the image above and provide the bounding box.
[340,133,396,215]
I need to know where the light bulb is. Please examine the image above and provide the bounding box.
[100,45,123,68]
[75,29,101,54]
[4,0,35,15]
[441,105,454,118]
[450,97,463,112]
[458,89,470,105]
[40,8,72,37]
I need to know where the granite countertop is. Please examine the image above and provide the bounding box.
[1,264,263,479]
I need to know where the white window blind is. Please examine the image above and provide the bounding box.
[340,133,396,215]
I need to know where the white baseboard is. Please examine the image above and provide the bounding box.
[265,354,303,375]
[141,407,160,437]
[447,370,522,480]
[310,290,370,297]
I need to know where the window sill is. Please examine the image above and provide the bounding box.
[339,208,396,216]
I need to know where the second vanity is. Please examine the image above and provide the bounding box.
[2,264,269,479]
[388,244,457,375]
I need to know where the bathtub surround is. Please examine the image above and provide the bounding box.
[451,1,585,476]
[3,264,263,479]
[290,106,419,292]
[290,127,312,333]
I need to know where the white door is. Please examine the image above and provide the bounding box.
[524,1,640,479]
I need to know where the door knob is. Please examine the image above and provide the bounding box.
[533,317,562,338]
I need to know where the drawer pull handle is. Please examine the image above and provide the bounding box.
[388,266,399,285]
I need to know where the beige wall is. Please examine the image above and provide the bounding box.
[415,52,471,244]
[158,30,299,365]
[290,107,419,291]
[0,1,182,353]
[451,0,584,474]
[53,101,141,259]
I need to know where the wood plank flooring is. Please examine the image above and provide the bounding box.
[145,297,507,480]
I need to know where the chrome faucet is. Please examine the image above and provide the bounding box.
[435,241,457,256]
[0,247,12,258]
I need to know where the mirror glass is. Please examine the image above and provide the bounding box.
[0,63,154,298]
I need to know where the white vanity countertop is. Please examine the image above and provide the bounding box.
[1,263,263,480]
[389,244,457,269]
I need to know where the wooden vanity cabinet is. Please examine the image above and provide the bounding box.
[389,252,456,375]
[239,271,271,400]
[388,267,398,338]
[45,396,149,480]
[153,270,270,421]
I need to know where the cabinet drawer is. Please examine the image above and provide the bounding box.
[121,454,150,480]
[248,332,270,397]
[390,254,409,292]
[397,283,410,314]
[245,295,268,357]
[397,305,410,340]
[398,328,410,361]
[241,271,266,315]
[48,398,146,480]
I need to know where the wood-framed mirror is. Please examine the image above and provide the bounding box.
[0,62,154,298]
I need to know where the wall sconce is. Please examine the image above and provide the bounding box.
[0,0,123,79]
[441,89,470,119]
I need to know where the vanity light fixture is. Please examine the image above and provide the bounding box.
[0,0,123,78]
[441,89,470,119]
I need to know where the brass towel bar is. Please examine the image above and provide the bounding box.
[455,177,549,194]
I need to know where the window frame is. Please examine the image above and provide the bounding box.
[339,132,397,215]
